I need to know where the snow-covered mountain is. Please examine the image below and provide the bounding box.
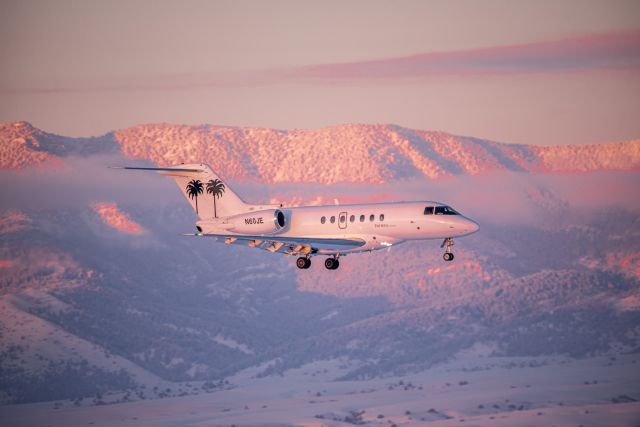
[2,121,639,182]
[0,120,638,406]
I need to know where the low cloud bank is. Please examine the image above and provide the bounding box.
[1,155,638,227]
[0,155,181,210]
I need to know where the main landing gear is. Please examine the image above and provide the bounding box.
[296,257,311,269]
[441,237,455,262]
[324,256,340,270]
[296,256,340,270]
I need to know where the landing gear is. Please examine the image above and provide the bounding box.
[324,257,340,270]
[296,257,311,269]
[441,237,455,262]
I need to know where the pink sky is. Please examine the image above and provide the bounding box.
[1,0,639,145]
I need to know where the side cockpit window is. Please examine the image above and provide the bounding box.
[424,206,434,215]
[435,206,459,215]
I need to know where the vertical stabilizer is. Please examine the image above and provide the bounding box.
[116,164,250,219]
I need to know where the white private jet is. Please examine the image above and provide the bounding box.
[115,163,479,270]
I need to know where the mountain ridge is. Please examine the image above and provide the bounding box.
[1,121,639,183]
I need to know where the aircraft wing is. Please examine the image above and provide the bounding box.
[186,233,366,255]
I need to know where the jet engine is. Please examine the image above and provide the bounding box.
[228,209,287,234]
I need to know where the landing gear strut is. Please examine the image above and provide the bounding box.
[441,238,455,262]
[324,256,340,270]
[296,256,311,269]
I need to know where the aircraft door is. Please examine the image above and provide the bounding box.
[338,211,347,229]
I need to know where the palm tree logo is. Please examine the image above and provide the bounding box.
[186,179,204,214]
[206,179,226,218]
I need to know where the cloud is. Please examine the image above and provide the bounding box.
[296,31,640,81]
[0,155,181,210]
[4,32,639,95]
[2,153,638,231]
[1,70,286,95]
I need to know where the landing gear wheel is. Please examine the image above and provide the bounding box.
[441,237,455,262]
[324,258,339,270]
[297,257,311,269]
[296,257,306,269]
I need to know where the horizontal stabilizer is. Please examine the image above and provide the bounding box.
[110,166,205,173]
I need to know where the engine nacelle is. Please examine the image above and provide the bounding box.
[228,209,287,234]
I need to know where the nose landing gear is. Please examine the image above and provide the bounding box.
[441,238,455,262]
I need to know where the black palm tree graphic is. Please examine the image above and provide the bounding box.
[206,179,226,218]
[186,179,204,214]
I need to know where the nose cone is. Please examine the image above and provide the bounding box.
[463,217,480,235]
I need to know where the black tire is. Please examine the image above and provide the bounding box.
[297,257,308,269]
[304,258,311,269]
[443,252,454,262]
[332,259,340,270]
[324,258,335,270]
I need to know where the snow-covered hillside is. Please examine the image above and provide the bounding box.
[2,121,639,182]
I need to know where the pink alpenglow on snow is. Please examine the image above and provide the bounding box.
[0,122,57,170]
[92,202,145,235]
[113,123,640,184]
[2,122,639,183]
[580,252,640,279]
[0,260,15,268]
[0,209,32,234]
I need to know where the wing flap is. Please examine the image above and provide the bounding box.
[185,233,365,254]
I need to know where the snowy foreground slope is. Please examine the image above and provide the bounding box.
[4,355,640,427]
[0,121,639,426]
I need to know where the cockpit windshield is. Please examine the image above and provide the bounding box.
[425,205,459,215]
[435,206,459,215]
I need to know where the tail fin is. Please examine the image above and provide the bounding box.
[113,163,251,219]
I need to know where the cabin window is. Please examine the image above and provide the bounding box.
[350,215,355,223]
[330,216,336,223]
[369,214,375,222]
[360,214,365,222]
[435,206,459,215]
[380,214,385,221]
[340,214,346,223]
[424,206,434,215]
[321,216,326,224]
